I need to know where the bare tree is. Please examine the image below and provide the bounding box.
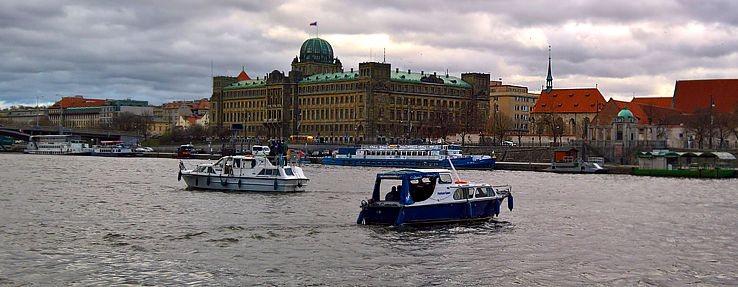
[426,105,454,143]
[684,107,712,149]
[713,112,732,149]
[486,111,514,144]
[456,100,485,146]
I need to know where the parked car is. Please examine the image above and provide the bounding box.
[502,140,517,146]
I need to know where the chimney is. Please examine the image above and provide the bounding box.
[350,68,353,72]
[421,71,424,75]
[396,68,399,73]
[408,69,411,74]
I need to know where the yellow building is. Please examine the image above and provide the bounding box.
[490,80,538,133]
[210,38,491,144]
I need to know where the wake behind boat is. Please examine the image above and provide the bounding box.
[178,155,309,192]
[357,167,513,226]
[322,144,496,170]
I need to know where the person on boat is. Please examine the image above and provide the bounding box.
[385,186,400,201]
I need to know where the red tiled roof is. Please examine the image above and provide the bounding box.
[591,99,684,125]
[50,97,105,109]
[188,98,210,110]
[237,70,251,81]
[672,79,738,114]
[532,88,606,113]
[630,97,673,108]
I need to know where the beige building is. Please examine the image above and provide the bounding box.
[490,80,538,133]
[210,37,491,144]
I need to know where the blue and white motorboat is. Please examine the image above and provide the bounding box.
[178,155,309,192]
[357,168,513,226]
[322,144,496,170]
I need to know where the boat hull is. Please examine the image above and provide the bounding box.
[359,198,506,225]
[181,174,307,192]
[322,157,496,170]
[546,161,607,173]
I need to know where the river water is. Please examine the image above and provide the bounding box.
[1,153,737,286]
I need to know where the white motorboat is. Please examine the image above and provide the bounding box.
[178,155,309,192]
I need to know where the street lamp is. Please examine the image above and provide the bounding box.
[35,95,44,126]
[55,94,64,130]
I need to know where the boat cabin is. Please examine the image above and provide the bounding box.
[553,147,579,162]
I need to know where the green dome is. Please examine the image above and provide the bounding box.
[618,106,634,118]
[300,38,334,64]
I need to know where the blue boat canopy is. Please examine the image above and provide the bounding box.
[372,169,448,205]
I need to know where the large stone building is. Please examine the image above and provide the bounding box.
[210,37,491,144]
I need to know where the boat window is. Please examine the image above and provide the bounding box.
[475,187,487,198]
[207,167,215,174]
[265,169,273,175]
[486,187,498,196]
[284,168,294,176]
[408,177,435,202]
[438,173,453,183]
[453,188,467,200]
[467,188,475,198]
[234,159,241,168]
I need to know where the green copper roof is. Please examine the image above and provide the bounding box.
[390,71,471,87]
[300,71,359,83]
[299,70,471,87]
[300,38,334,64]
[223,79,266,90]
[617,106,634,118]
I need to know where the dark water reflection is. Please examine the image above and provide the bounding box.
[0,154,737,286]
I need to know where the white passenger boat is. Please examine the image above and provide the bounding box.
[25,135,91,155]
[322,144,496,170]
[178,155,309,192]
[91,141,143,156]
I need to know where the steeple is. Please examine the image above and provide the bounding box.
[546,45,553,94]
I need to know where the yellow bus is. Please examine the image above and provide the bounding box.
[289,135,314,142]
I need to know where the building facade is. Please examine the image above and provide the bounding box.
[210,37,491,144]
[490,80,538,133]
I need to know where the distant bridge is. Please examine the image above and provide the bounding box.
[0,126,138,143]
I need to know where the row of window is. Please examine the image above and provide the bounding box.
[300,95,361,106]
[492,96,536,103]
[389,84,466,96]
[302,108,361,121]
[299,124,362,133]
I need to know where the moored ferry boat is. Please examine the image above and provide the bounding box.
[25,135,91,155]
[91,141,143,157]
[545,147,607,173]
[357,168,513,226]
[178,155,309,192]
[322,144,496,170]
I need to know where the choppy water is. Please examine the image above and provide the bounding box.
[1,153,737,286]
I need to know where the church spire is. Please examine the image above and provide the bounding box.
[546,45,553,93]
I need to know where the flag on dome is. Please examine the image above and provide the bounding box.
[309,22,317,26]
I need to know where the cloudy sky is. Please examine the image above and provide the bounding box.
[2,0,737,109]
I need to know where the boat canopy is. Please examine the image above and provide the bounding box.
[372,169,449,205]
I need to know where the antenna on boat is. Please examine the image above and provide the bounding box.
[447,157,466,184]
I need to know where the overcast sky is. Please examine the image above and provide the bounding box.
[2,0,737,109]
